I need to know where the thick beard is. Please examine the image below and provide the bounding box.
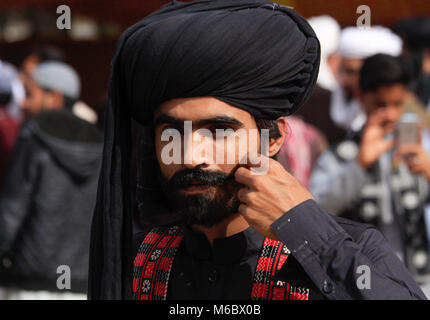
[157,167,241,227]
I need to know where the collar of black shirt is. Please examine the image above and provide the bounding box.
[182,225,264,265]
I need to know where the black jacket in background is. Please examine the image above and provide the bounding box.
[0,110,103,293]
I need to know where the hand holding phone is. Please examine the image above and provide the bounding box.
[395,114,430,180]
[395,113,420,152]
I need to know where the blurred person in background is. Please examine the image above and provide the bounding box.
[308,15,341,92]
[310,54,430,296]
[298,25,403,145]
[19,45,98,125]
[0,61,24,186]
[278,16,334,185]
[0,61,103,299]
[297,15,346,145]
[20,45,66,77]
[19,61,77,119]
[276,116,328,188]
[16,45,66,122]
[394,17,430,117]
[330,27,403,134]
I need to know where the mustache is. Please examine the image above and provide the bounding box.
[168,167,235,190]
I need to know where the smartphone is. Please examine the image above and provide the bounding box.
[396,113,419,149]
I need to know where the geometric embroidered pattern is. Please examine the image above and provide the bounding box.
[251,237,309,300]
[132,226,183,300]
[132,226,309,300]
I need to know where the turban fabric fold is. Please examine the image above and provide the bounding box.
[89,0,320,300]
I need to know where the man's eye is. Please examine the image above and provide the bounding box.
[210,125,233,132]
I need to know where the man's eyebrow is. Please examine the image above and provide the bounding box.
[154,115,243,126]
[197,116,243,126]
[154,114,183,126]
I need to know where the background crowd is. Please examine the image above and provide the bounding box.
[0,0,430,299]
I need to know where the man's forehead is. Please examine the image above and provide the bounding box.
[153,96,253,122]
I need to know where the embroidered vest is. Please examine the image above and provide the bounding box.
[132,226,310,300]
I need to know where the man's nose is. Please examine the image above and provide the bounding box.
[183,130,213,169]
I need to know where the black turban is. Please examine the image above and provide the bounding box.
[89,0,320,300]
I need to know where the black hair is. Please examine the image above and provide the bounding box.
[254,118,283,159]
[359,53,411,92]
[254,118,282,139]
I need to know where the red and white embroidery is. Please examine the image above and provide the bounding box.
[132,226,183,300]
[132,226,309,300]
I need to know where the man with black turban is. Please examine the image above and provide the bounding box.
[89,0,426,300]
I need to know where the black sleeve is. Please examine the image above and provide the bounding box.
[271,199,427,300]
[0,124,40,255]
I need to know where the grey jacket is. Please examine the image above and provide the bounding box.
[309,138,430,283]
[0,110,103,293]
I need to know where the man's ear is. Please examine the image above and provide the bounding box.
[268,116,287,157]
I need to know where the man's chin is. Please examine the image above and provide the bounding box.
[173,194,240,228]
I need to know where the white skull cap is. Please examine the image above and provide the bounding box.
[33,61,81,99]
[339,26,403,59]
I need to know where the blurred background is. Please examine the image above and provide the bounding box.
[0,0,428,111]
[0,0,430,300]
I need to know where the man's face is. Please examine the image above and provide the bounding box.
[153,97,262,227]
[360,84,407,131]
[338,57,363,101]
[20,75,62,119]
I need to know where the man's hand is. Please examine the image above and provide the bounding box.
[396,144,430,181]
[235,154,313,240]
[357,110,396,169]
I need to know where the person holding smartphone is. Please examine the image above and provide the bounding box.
[310,53,430,296]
